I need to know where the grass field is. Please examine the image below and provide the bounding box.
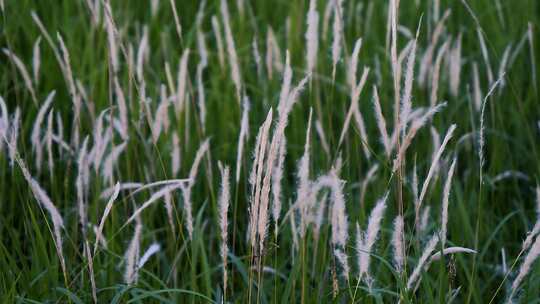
[1,0,540,303]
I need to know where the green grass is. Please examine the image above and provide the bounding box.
[1,0,540,303]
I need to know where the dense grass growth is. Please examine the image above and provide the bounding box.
[1,0,539,303]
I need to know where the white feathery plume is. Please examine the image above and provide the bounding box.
[211,16,225,68]
[417,124,456,218]
[2,48,38,105]
[429,247,476,262]
[56,33,81,147]
[31,12,64,74]
[419,206,431,235]
[182,139,210,239]
[409,245,476,291]
[8,107,21,167]
[497,44,512,92]
[315,119,330,157]
[77,137,90,236]
[331,0,344,80]
[348,38,363,90]
[354,109,371,160]
[521,187,540,252]
[265,29,275,79]
[339,67,369,147]
[76,79,95,121]
[248,109,273,249]
[55,112,65,156]
[163,193,175,238]
[152,85,170,143]
[449,33,463,97]
[334,248,350,281]
[357,192,388,284]
[389,0,399,131]
[176,49,190,115]
[430,127,441,176]
[305,0,319,75]
[124,221,142,285]
[235,97,250,183]
[99,182,142,200]
[31,91,55,172]
[84,240,98,304]
[218,164,231,297]
[102,141,127,184]
[220,0,242,102]
[137,243,160,269]
[441,157,457,247]
[33,36,42,85]
[399,23,420,133]
[289,208,299,251]
[326,172,348,248]
[313,193,328,243]
[84,0,101,27]
[13,154,66,279]
[308,172,349,279]
[46,109,55,175]
[136,26,149,82]
[127,183,185,225]
[277,51,292,115]
[0,96,7,152]
[502,247,508,274]
[252,38,262,77]
[392,102,447,173]
[491,170,529,185]
[103,0,119,74]
[196,60,207,132]
[172,132,181,176]
[418,10,450,87]
[94,182,120,255]
[296,109,313,237]
[256,75,310,251]
[124,178,190,198]
[333,154,343,175]
[479,75,505,185]
[114,77,129,140]
[265,27,283,79]
[322,0,333,41]
[407,234,439,290]
[90,109,110,172]
[372,86,391,157]
[272,137,286,237]
[257,110,278,255]
[396,40,413,87]
[429,40,450,107]
[510,235,540,298]
[52,135,72,156]
[257,76,311,251]
[413,160,419,204]
[392,215,405,273]
[196,13,208,132]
